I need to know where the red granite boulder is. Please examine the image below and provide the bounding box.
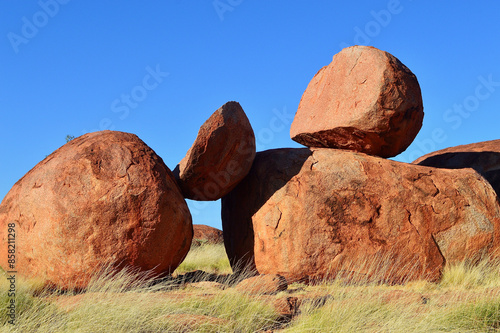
[290,46,424,158]
[413,139,500,197]
[222,148,500,284]
[173,101,256,201]
[0,131,193,290]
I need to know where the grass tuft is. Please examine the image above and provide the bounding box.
[3,243,500,332]
[174,243,232,275]
[444,299,500,332]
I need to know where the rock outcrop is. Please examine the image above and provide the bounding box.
[413,139,500,197]
[222,148,500,283]
[173,101,256,201]
[290,46,423,158]
[193,224,224,246]
[0,131,193,290]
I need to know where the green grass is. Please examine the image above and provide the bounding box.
[283,255,500,333]
[174,243,232,275]
[0,265,279,332]
[282,285,500,332]
[3,243,500,332]
[439,257,500,289]
[443,299,500,332]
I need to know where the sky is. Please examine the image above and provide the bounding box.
[1,1,500,230]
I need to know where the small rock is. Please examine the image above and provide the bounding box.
[272,296,300,318]
[235,274,288,295]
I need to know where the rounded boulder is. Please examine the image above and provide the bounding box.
[290,46,424,158]
[0,131,193,290]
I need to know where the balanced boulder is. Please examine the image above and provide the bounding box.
[413,139,500,197]
[290,46,424,158]
[0,131,193,290]
[222,148,500,283]
[173,101,256,201]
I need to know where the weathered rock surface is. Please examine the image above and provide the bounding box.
[173,101,256,201]
[192,224,224,246]
[413,139,500,197]
[222,148,500,283]
[0,130,193,290]
[271,296,300,319]
[290,46,424,158]
[235,274,288,295]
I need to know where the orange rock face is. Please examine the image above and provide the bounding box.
[290,46,424,158]
[193,224,223,245]
[0,131,193,290]
[173,101,256,201]
[413,139,500,197]
[222,148,500,284]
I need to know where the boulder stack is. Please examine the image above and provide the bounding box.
[223,148,500,283]
[222,46,500,284]
[1,45,498,289]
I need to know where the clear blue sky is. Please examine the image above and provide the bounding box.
[2,1,500,230]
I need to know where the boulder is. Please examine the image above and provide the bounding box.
[173,101,256,201]
[222,148,500,284]
[413,139,500,197]
[0,131,193,290]
[290,46,424,158]
[235,274,288,295]
[193,224,224,246]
